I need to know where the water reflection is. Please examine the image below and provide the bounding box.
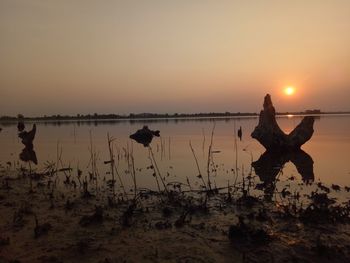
[0,115,348,187]
[19,147,37,164]
[252,150,314,199]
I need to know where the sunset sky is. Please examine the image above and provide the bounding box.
[1,0,349,116]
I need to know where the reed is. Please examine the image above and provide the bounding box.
[106,133,116,199]
[126,141,137,200]
[233,119,238,178]
[168,137,171,160]
[113,156,128,199]
[160,137,164,160]
[52,140,63,191]
[206,123,216,191]
[148,146,169,195]
[202,128,206,157]
[189,140,207,190]
[88,130,99,193]
[130,154,137,200]
[56,140,61,180]
[231,120,240,196]
[106,137,128,200]
[148,154,161,193]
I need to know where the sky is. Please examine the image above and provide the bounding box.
[1,0,350,116]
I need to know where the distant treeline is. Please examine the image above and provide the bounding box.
[0,110,349,122]
[1,112,257,121]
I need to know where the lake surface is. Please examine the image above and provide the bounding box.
[1,115,350,191]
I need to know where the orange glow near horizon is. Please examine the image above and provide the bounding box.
[1,1,350,115]
[284,86,295,96]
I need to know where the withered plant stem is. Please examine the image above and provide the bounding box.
[88,130,99,193]
[107,133,116,199]
[168,137,171,160]
[130,154,137,200]
[206,123,215,191]
[233,119,238,177]
[202,128,206,156]
[189,140,206,190]
[107,137,127,198]
[148,154,161,193]
[149,146,169,195]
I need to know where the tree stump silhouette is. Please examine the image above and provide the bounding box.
[251,94,314,151]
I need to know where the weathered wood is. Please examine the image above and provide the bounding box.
[17,122,37,164]
[130,125,160,147]
[251,94,314,151]
[18,123,36,149]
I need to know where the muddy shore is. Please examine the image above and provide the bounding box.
[1,168,350,263]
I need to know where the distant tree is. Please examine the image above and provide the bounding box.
[17,114,24,119]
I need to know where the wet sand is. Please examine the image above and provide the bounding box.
[1,169,350,263]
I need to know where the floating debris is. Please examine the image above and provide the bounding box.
[130,125,160,147]
[237,126,242,141]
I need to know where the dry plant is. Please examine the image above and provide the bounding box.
[130,154,137,200]
[106,133,117,199]
[206,123,216,191]
[168,137,171,160]
[232,119,240,195]
[126,141,137,200]
[56,140,62,181]
[202,128,206,156]
[88,130,99,193]
[148,145,169,195]
[189,140,207,190]
[233,119,238,176]
[106,133,128,200]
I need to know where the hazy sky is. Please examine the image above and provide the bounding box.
[1,0,350,116]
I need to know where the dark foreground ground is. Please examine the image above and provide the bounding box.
[1,168,350,263]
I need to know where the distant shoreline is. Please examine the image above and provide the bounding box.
[1,111,350,124]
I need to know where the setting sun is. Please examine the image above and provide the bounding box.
[284,86,295,96]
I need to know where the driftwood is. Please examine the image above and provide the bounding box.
[129,125,160,147]
[251,94,314,151]
[17,122,37,164]
[18,122,36,149]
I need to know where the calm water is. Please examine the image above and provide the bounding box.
[1,115,350,190]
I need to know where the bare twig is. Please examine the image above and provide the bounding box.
[189,140,206,190]
[206,123,216,191]
[149,146,169,195]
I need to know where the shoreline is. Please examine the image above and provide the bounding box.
[1,112,350,124]
[1,168,350,263]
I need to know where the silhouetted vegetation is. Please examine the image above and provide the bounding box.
[1,110,349,123]
[1,102,350,262]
